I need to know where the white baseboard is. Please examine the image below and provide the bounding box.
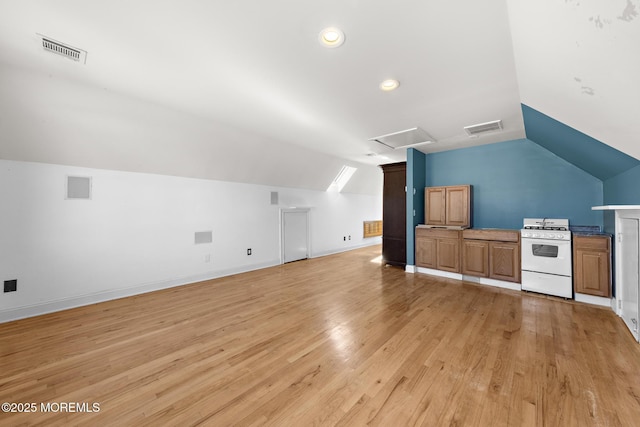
[574,293,614,308]
[311,240,381,259]
[462,275,522,292]
[405,265,416,273]
[0,259,280,324]
[414,267,521,291]
[416,267,463,281]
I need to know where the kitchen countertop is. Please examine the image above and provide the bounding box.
[570,225,611,237]
[572,231,612,237]
[592,205,640,210]
[416,224,467,230]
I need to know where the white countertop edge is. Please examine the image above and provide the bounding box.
[592,205,640,211]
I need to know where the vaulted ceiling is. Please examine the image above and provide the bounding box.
[0,1,638,195]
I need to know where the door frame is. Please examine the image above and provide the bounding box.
[280,208,311,264]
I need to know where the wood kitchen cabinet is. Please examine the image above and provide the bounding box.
[462,239,489,277]
[380,162,406,267]
[415,227,461,273]
[462,229,520,283]
[573,235,611,297]
[415,232,437,269]
[425,187,446,225]
[425,185,471,228]
[489,241,520,283]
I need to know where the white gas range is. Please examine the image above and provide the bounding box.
[521,218,573,298]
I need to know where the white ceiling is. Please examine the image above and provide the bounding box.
[509,0,640,160]
[0,1,637,195]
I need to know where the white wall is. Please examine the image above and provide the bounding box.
[0,159,382,322]
[0,64,384,196]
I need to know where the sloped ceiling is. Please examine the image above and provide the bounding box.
[0,1,637,195]
[507,0,640,161]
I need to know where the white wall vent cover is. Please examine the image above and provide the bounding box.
[369,127,435,149]
[194,231,213,245]
[38,34,87,63]
[270,191,279,205]
[66,176,92,200]
[464,120,503,136]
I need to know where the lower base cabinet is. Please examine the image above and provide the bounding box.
[489,241,520,283]
[573,235,611,297]
[416,227,520,282]
[462,229,520,283]
[462,240,489,277]
[415,228,461,273]
[437,237,460,272]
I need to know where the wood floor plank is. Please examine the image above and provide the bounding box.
[1,245,640,426]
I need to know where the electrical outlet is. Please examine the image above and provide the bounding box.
[343,236,346,241]
[247,248,252,255]
[204,254,211,263]
[348,235,351,240]
[4,279,17,293]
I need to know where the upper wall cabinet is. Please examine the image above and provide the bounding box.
[425,185,472,228]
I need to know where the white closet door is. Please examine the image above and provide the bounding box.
[283,210,309,263]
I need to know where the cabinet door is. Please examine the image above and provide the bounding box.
[416,236,437,268]
[489,242,520,283]
[462,240,489,277]
[437,238,460,273]
[575,250,610,297]
[425,187,446,225]
[445,186,470,227]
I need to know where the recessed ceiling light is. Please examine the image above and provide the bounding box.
[319,27,345,48]
[380,79,400,91]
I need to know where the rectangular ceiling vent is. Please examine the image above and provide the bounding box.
[369,127,435,150]
[464,120,503,137]
[38,34,87,64]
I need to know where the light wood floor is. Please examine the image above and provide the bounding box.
[2,245,640,426]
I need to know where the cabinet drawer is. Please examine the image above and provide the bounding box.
[416,227,461,240]
[573,235,610,251]
[462,229,519,242]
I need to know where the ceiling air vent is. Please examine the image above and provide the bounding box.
[369,127,435,150]
[38,34,87,64]
[464,120,503,137]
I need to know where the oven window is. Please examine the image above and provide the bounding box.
[532,244,559,258]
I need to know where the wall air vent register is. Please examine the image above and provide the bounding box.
[38,34,87,64]
[464,120,503,137]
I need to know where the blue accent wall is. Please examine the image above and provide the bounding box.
[406,148,426,265]
[425,139,603,229]
[603,164,640,205]
[522,104,639,180]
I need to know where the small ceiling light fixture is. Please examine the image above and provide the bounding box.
[319,27,345,48]
[380,79,400,91]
